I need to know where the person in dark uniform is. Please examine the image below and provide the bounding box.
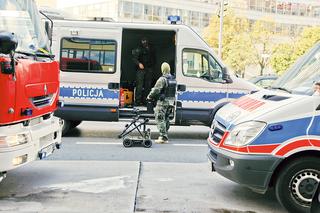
[132,37,155,106]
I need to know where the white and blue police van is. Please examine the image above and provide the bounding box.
[208,42,320,213]
[51,17,258,134]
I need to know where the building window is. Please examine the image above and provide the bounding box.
[201,13,210,28]
[144,4,152,21]
[123,1,133,18]
[133,3,143,19]
[60,38,117,73]
[191,11,200,27]
[153,6,162,22]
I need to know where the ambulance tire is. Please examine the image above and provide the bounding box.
[62,119,71,136]
[275,157,320,213]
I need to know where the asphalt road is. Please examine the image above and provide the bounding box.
[0,121,287,213]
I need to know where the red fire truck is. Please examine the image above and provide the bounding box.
[0,0,62,182]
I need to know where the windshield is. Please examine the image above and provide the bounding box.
[0,0,49,54]
[272,43,320,95]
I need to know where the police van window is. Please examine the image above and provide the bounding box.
[183,49,223,82]
[60,38,116,73]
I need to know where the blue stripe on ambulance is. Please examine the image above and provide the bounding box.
[60,87,118,99]
[251,116,313,145]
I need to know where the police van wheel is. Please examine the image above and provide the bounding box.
[123,138,133,148]
[62,120,71,136]
[70,121,82,129]
[275,157,320,213]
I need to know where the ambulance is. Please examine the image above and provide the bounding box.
[50,18,258,134]
[208,42,320,213]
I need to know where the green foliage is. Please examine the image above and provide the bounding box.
[270,43,295,75]
[250,18,276,75]
[271,27,320,74]
[204,11,275,76]
[204,10,254,77]
[224,33,254,77]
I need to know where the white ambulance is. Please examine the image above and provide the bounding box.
[51,19,258,134]
[208,42,320,213]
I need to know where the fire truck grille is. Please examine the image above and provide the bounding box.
[210,120,226,144]
[31,95,53,108]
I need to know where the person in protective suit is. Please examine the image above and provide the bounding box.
[132,37,154,106]
[147,62,174,144]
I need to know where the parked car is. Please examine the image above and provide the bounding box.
[249,75,278,88]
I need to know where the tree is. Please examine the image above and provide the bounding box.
[203,10,253,76]
[249,18,276,76]
[271,27,320,74]
[270,43,295,75]
[224,33,255,77]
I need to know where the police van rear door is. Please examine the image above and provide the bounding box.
[54,21,121,121]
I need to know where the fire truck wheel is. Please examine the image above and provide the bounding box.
[62,119,71,136]
[275,157,320,213]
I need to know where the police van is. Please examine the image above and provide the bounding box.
[51,18,258,134]
[208,42,320,213]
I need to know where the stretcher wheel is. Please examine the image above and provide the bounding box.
[143,139,152,148]
[123,138,133,147]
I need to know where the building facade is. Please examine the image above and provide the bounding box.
[231,0,320,36]
[59,0,320,35]
[59,0,218,32]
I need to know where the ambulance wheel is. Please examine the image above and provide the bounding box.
[275,157,320,213]
[62,119,71,136]
[143,139,152,148]
[123,138,133,148]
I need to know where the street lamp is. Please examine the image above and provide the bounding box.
[218,0,228,58]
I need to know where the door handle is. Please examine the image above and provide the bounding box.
[177,84,186,92]
[108,82,120,90]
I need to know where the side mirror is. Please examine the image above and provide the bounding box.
[45,20,53,45]
[0,31,18,54]
[0,31,17,75]
[222,67,233,84]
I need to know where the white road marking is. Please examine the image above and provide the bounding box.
[172,144,207,147]
[77,142,120,145]
[76,142,207,147]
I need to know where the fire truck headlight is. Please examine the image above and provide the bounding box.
[0,134,31,148]
[224,121,266,147]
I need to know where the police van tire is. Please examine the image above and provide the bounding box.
[275,157,320,213]
[70,121,82,129]
[62,119,71,136]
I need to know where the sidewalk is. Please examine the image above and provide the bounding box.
[0,161,286,213]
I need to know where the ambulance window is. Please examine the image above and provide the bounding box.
[182,49,223,82]
[60,38,116,73]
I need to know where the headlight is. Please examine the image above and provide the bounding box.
[0,134,30,148]
[224,121,266,147]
